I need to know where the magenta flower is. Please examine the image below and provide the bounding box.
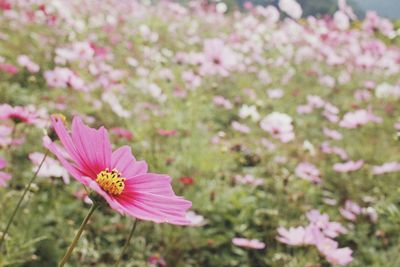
[232,237,265,249]
[46,116,191,225]
[0,104,38,124]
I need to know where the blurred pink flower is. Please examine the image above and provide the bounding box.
[17,55,40,73]
[279,0,302,19]
[46,116,192,224]
[0,125,12,147]
[260,112,295,143]
[213,96,233,110]
[333,160,364,173]
[44,67,86,91]
[0,63,18,74]
[111,127,133,141]
[277,226,308,246]
[339,109,381,129]
[0,104,38,124]
[295,162,322,183]
[315,237,353,266]
[231,121,250,134]
[232,237,265,249]
[334,11,350,31]
[29,152,70,184]
[323,128,342,140]
[372,162,400,175]
[235,174,263,186]
[0,156,11,187]
[201,39,236,77]
[157,129,178,137]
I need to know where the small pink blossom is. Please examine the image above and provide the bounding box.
[277,226,308,246]
[213,96,233,110]
[29,152,70,184]
[111,127,133,141]
[295,162,322,183]
[0,104,38,124]
[232,238,265,249]
[235,174,263,186]
[323,128,342,140]
[0,63,18,74]
[339,109,381,129]
[372,162,400,175]
[333,160,364,173]
[17,55,39,73]
[231,121,250,134]
[260,112,295,143]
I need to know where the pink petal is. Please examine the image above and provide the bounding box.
[117,191,191,225]
[71,117,111,176]
[111,146,148,177]
[46,141,87,184]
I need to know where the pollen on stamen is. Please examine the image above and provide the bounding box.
[96,168,126,196]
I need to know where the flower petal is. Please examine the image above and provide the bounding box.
[111,146,148,178]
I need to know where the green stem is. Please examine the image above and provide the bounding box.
[0,150,49,250]
[114,219,138,267]
[58,204,97,267]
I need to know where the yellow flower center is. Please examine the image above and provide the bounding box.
[96,168,126,196]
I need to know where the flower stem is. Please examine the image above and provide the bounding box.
[58,204,97,267]
[114,219,138,267]
[0,150,49,250]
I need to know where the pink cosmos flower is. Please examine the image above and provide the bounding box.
[315,237,353,266]
[44,67,86,91]
[339,109,381,129]
[277,226,308,246]
[0,63,18,74]
[235,174,263,186]
[17,55,40,73]
[279,0,302,19]
[148,254,166,266]
[333,160,364,173]
[323,128,342,140]
[231,121,250,134]
[321,142,348,160]
[157,129,178,137]
[232,238,265,249]
[340,200,362,221]
[295,162,322,183]
[45,116,191,225]
[29,152,70,184]
[200,39,237,77]
[213,96,233,110]
[110,127,133,141]
[0,156,11,187]
[260,112,295,143]
[0,104,38,124]
[372,162,400,175]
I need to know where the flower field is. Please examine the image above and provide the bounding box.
[1,0,400,266]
